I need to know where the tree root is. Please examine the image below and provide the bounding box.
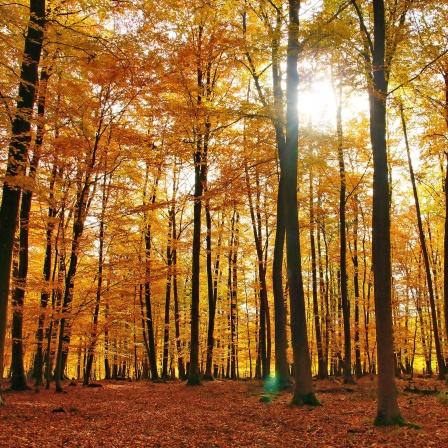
[374,412,421,429]
[289,392,322,406]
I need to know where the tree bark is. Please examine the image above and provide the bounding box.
[285,0,319,406]
[84,171,111,385]
[442,71,448,354]
[162,205,174,379]
[336,94,354,384]
[310,169,326,380]
[188,130,206,385]
[143,167,160,381]
[0,0,46,378]
[370,0,402,425]
[400,105,445,379]
[352,199,363,378]
[204,207,222,380]
[11,60,50,390]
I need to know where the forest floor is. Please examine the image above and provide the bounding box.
[0,375,447,447]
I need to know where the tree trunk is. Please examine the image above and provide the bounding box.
[54,200,87,390]
[309,169,326,380]
[35,160,57,386]
[188,45,211,385]
[352,199,363,379]
[230,209,239,380]
[272,173,291,386]
[84,172,111,385]
[173,246,185,380]
[204,208,222,380]
[400,105,445,379]
[285,0,319,406]
[244,162,271,379]
[143,167,160,381]
[443,71,448,348]
[370,0,402,425]
[336,94,354,384]
[162,205,174,379]
[0,0,45,378]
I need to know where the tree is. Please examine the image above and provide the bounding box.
[283,0,319,406]
[335,81,355,384]
[357,0,409,425]
[0,0,46,378]
[83,167,114,385]
[400,104,445,379]
[10,53,52,391]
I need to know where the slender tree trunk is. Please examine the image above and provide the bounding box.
[188,131,206,385]
[13,57,51,390]
[54,199,86,388]
[309,170,326,380]
[318,214,330,377]
[0,0,46,377]
[230,210,239,380]
[188,45,212,385]
[143,167,160,381]
[336,94,354,384]
[443,72,448,348]
[400,105,445,379]
[104,298,111,380]
[35,160,57,386]
[352,199,363,378]
[244,162,271,379]
[84,172,111,385]
[244,0,289,386]
[370,0,403,425]
[45,248,64,389]
[204,209,223,380]
[285,0,319,406]
[162,206,174,379]
[272,174,290,386]
[173,247,185,379]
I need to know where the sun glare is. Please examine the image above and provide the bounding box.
[299,80,370,129]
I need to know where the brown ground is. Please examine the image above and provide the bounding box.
[0,376,447,447]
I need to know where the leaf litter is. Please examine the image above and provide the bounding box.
[0,377,447,447]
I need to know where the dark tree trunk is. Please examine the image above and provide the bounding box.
[229,209,239,380]
[370,0,402,425]
[400,105,445,379]
[0,0,46,377]
[54,207,86,390]
[188,130,205,385]
[272,174,291,386]
[318,211,330,378]
[144,264,158,381]
[352,200,363,379]
[35,161,57,387]
[104,299,111,380]
[45,251,64,389]
[84,172,111,385]
[309,170,326,380]
[244,163,271,379]
[54,163,96,391]
[443,72,448,349]
[285,0,319,406]
[336,96,354,385]
[188,43,211,385]
[173,247,186,380]
[271,3,291,388]
[204,207,222,380]
[162,206,174,379]
[17,59,51,389]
